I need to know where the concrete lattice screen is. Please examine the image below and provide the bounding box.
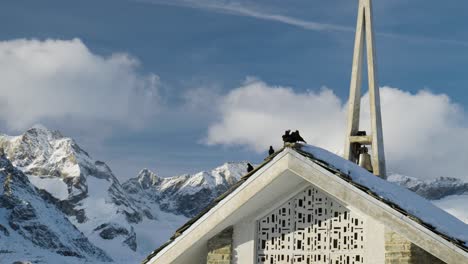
[257,186,365,264]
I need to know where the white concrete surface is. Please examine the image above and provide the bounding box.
[344,0,387,179]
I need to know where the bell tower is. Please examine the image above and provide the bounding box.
[344,0,386,179]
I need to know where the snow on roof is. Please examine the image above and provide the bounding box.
[144,144,468,263]
[299,144,468,247]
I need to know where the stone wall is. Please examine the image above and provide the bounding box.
[207,227,233,264]
[385,230,445,264]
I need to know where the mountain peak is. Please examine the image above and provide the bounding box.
[0,126,95,200]
[30,123,51,131]
[25,124,64,140]
[137,168,160,189]
[123,161,251,218]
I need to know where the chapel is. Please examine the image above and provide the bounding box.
[143,1,468,263]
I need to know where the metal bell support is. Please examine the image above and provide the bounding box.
[358,146,373,172]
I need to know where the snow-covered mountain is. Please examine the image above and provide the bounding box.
[388,174,468,200]
[0,126,246,263]
[123,162,249,218]
[0,152,111,263]
[0,126,151,262]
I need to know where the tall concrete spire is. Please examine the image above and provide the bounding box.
[344,0,386,179]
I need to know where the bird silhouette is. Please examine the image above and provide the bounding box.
[291,130,307,143]
[268,146,275,156]
[247,163,254,173]
[282,130,292,143]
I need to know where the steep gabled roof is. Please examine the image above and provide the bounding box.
[141,146,286,264]
[143,144,468,264]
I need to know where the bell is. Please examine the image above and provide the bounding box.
[358,146,373,172]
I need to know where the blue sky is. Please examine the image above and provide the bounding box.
[1,0,467,180]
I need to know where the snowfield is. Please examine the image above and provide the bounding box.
[27,175,69,200]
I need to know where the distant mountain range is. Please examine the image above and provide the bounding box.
[123,162,247,218]
[0,126,466,263]
[388,174,468,200]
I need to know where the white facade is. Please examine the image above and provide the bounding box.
[231,185,385,264]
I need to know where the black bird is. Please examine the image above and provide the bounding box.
[291,130,307,143]
[282,130,292,143]
[247,163,254,173]
[268,146,275,156]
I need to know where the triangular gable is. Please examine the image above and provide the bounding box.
[143,149,296,263]
[144,145,468,264]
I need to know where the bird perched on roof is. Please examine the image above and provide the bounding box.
[247,163,254,173]
[283,129,307,144]
[268,146,275,156]
[282,130,292,143]
[291,130,307,143]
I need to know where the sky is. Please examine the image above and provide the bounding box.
[0,0,467,181]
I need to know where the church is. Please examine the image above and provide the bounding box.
[143,0,468,263]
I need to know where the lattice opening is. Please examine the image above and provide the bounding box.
[257,186,365,264]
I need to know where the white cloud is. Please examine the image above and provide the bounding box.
[205,78,345,152]
[205,78,468,181]
[0,38,159,131]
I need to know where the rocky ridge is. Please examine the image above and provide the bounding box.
[0,152,112,263]
[388,174,468,200]
[0,126,146,259]
[123,162,249,218]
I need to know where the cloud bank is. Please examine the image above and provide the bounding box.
[205,78,468,181]
[0,38,159,131]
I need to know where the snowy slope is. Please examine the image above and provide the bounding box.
[0,126,194,263]
[0,153,111,263]
[0,126,148,261]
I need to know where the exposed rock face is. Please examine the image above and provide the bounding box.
[95,223,130,240]
[0,126,145,255]
[0,125,89,198]
[123,162,249,217]
[388,174,468,200]
[0,153,111,263]
[124,227,138,251]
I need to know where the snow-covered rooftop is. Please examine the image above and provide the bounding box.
[144,144,468,263]
[298,144,468,246]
